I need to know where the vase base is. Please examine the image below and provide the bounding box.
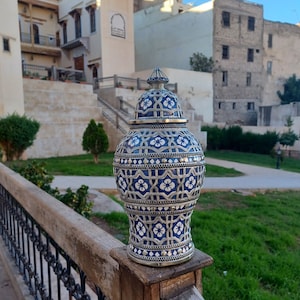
[127,246,194,267]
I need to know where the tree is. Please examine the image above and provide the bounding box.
[277,74,300,104]
[278,116,299,156]
[82,119,109,164]
[0,113,40,161]
[189,52,213,72]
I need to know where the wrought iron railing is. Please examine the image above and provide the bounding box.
[0,184,105,300]
[0,164,124,300]
[20,32,59,47]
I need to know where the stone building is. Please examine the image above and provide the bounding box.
[260,21,300,126]
[134,0,300,126]
[213,0,264,125]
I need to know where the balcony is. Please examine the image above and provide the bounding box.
[20,32,61,57]
[61,36,90,51]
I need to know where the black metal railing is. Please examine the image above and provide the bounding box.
[0,184,105,300]
[20,32,59,47]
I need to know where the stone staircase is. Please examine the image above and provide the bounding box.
[96,86,207,150]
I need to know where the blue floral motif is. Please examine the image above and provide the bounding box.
[173,221,184,236]
[176,136,189,147]
[163,96,176,109]
[128,136,141,148]
[134,178,149,193]
[185,176,196,190]
[140,98,152,110]
[159,177,175,192]
[136,221,146,237]
[149,136,166,148]
[153,223,166,239]
[117,176,127,192]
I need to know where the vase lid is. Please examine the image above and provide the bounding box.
[131,68,187,125]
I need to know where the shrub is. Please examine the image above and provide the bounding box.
[0,113,40,161]
[202,125,223,150]
[203,125,278,154]
[82,119,109,164]
[14,161,93,219]
[221,126,243,150]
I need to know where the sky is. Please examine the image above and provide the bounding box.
[183,0,300,25]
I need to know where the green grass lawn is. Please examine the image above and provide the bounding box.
[93,190,300,300]
[5,152,242,177]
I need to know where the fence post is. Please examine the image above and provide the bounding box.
[114,74,118,87]
[137,77,141,90]
[51,65,57,81]
[111,247,213,300]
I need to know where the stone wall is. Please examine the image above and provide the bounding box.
[23,79,103,158]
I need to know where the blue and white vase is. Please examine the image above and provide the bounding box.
[113,68,205,266]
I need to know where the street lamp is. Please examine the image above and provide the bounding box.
[276,147,282,169]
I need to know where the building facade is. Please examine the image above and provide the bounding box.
[213,0,264,125]
[18,0,60,70]
[134,0,300,126]
[17,0,135,83]
[58,0,135,83]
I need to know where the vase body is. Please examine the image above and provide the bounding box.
[113,68,205,266]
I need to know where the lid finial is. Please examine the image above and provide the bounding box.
[147,67,169,85]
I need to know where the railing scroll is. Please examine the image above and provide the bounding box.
[0,164,123,300]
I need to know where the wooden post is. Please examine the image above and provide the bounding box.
[110,247,213,300]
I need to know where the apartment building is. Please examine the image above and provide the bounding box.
[17,0,135,83]
[18,0,60,68]
[135,0,300,126]
[213,0,264,125]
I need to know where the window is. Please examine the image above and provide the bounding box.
[248,16,255,31]
[267,61,272,75]
[3,38,9,52]
[74,12,81,38]
[63,23,67,44]
[247,48,254,62]
[232,102,236,110]
[222,11,230,27]
[247,102,255,111]
[222,45,229,59]
[222,71,228,86]
[33,24,39,44]
[218,102,223,109]
[246,72,252,86]
[90,7,96,33]
[268,34,273,48]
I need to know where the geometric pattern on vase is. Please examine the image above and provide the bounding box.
[113,67,205,266]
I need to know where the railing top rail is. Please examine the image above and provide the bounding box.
[0,163,123,300]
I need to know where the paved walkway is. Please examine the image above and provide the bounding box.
[52,158,300,191]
